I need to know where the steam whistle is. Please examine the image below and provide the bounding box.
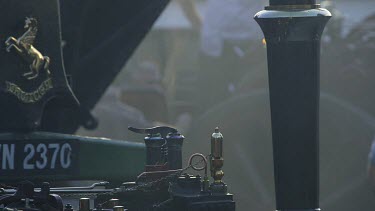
[128,126,184,171]
[210,127,227,194]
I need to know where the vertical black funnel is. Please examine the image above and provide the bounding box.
[254,2,331,211]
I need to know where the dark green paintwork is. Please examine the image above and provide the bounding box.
[0,132,145,182]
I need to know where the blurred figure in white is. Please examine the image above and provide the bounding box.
[179,0,266,112]
[199,0,263,57]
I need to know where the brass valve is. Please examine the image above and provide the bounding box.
[210,127,227,194]
[211,127,223,158]
[211,127,224,183]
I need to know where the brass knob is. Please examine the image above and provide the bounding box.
[108,199,119,209]
[113,206,124,211]
[79,198,90,211]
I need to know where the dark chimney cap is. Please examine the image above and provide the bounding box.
[269,0,316,6]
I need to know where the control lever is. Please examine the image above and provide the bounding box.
[128,126,177,138]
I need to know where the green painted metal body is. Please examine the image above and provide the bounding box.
[0,132,145,182]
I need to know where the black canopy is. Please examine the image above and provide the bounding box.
[47,0,169,133]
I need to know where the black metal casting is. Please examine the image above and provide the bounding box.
[255,2,331,211]
[128,126,183,167]
[166,132,185,170]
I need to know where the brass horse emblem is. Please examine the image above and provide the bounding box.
[5,17,50,80]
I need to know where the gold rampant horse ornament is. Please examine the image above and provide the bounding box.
[5,17,50,80]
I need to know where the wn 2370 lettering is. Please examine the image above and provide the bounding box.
[0,143,72,171]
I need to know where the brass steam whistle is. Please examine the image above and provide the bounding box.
[210,127,227,194]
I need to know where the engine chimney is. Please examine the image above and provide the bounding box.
[254,1,331,210]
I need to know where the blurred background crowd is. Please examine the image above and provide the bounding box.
[77,0,375,210]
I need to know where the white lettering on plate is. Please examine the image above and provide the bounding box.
[1,144,15,170]
[0,143,72,171]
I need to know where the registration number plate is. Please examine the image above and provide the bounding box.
[0,140,78,176]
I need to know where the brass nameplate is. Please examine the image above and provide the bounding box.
[5,78,53,103]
